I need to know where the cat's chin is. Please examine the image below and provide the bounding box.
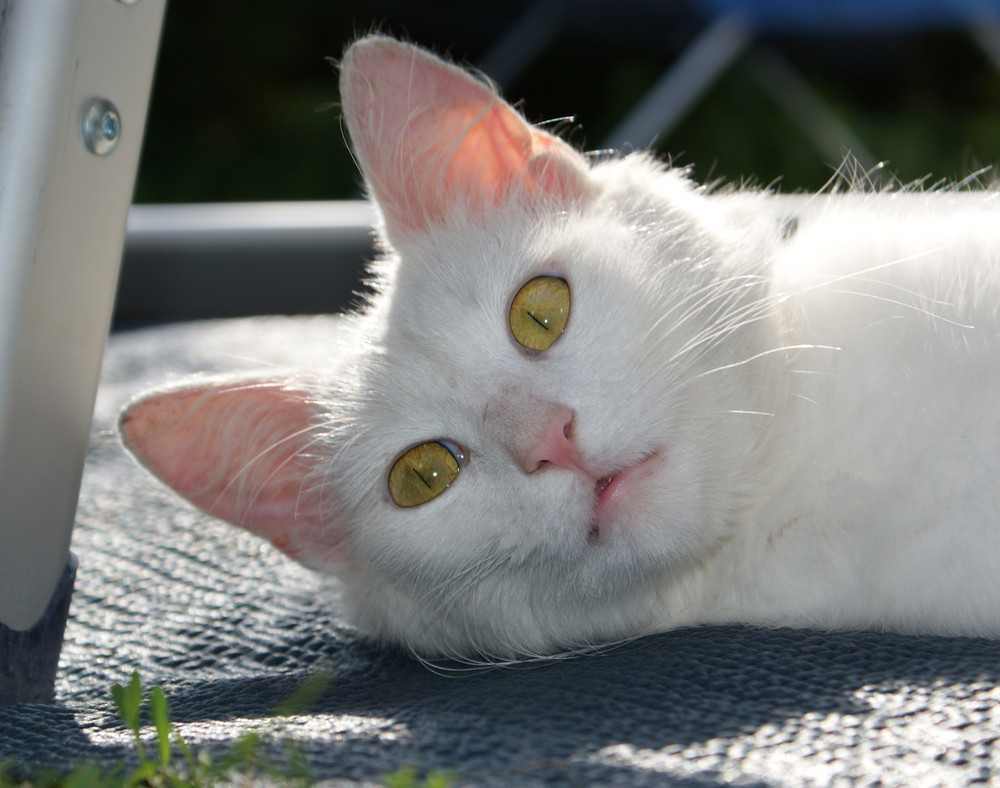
[589,453,662,541]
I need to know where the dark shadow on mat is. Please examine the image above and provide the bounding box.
[157,625,1000,740]
[6,624,998,785]
[0,705,113,772]
[51,624,986,786]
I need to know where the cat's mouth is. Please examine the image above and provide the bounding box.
[589,454,661,542]
[588,473,619,543]
[595,473,616,499]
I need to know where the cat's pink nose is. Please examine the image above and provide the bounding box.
[517,405,588,475]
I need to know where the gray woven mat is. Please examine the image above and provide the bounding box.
[2,317,999,786]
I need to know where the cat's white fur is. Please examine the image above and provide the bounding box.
[121,36,1000,661]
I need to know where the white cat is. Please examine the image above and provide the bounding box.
[120,35,1000,661]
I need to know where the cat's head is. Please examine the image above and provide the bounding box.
[120,36,775,660]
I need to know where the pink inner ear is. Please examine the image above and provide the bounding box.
[435,101,533,205]
[528,133,593,199]
[120,381,342,568]
[340,36,590,236]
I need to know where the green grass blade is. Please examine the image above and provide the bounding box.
[148,685,172,768]
[111,671,149,763]
[112,672,143,733]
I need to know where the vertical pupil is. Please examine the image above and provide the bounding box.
[389,441,462,507]
[509,276,570,352]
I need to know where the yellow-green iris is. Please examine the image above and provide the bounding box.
[388,441,463,507]
[509,276,570,352]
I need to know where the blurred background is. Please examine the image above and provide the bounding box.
[116,0,1000,324]
[135,0,1000,198]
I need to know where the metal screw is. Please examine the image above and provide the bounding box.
[81,98,121,156]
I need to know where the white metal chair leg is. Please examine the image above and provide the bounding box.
[0,0,166,703]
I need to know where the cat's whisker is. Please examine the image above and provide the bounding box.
[211,354,295,371]
[640,241,967,403]
[787,368,835,377]
[658,280,776,346]
[821,288,975,329]
[422,551,513,624]
[632,289,770,388]
[832,273,957,310]
[643,274,768,356]
[794,244,954,293]
[636,295,778,394]
[219,428,329,519]
[691,344,841,383]
[664,305,770,367]
[638,337,834,418]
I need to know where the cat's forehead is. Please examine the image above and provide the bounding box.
[386,212,560,292]
[348,218,575,433]
[376,204,640,312]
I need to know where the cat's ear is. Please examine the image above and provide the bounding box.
[119,380,343,571]
[339,36,591,238]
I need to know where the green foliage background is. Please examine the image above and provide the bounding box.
[133,1,1000,203]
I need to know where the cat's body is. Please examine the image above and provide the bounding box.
[121,36,1000,661]
[667,190,1000,638]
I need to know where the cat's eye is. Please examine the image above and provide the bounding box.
[388,440,465,507]
[509,276,570,352]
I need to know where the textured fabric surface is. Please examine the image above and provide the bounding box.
[2,316,999,786]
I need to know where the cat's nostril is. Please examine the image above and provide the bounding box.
[519,406,587,475]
